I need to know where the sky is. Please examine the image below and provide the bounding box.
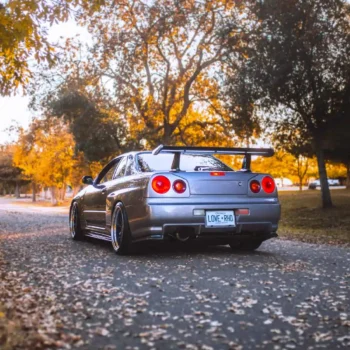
[0,20,91,144]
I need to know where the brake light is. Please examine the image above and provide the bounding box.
[250,180,261,193]
[173,180,187,193]
[210,171,225,176]
[262,176,275,193]
[236,209,250,215]
[152,175,171,194]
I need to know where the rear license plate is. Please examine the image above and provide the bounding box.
[205,210,235,227]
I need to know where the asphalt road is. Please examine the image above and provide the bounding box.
[0,205,349,350]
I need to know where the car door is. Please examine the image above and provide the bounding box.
[83,158,123,228]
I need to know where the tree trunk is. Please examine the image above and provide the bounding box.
[44,187,49,199]
[315,146,332,208]
[32,181,36,202]
[61,185,66,201]
[50,186,58,206]
[59,188,62,201]
[298,178,302,191]
[73,186,81,197]
[162,123,172,145]
[346,162,350,189]
[15,181,20,198]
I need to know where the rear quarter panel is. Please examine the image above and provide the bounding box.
[105,173,151,230]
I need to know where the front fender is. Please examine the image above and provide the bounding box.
[70,188,88,221]
[72,187,87,201]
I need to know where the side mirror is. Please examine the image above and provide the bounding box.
[82,175,94,185]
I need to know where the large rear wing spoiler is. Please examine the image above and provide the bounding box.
[152,145,274,171]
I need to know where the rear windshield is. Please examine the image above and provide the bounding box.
[136,153,233,172]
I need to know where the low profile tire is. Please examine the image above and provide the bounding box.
[229,240,263,251]
[111,202,132,255]
[69,202,84,240]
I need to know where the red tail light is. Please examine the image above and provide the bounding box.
[152,175,171,194]
[262,176,275,193]
[210,171,225,176]
[236,209,250,215]
[250,180,261,193]
[173,180,187,193]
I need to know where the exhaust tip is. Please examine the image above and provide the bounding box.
[175,231,191,242]
[168,227,196,242]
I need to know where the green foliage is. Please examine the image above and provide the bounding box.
[225,0,350,207]
[0,145,28,195]
[48,90,138,162]
[0,145,22,181]
[0,0,102,95]
[324,121,350,173]
[223,54,262,145]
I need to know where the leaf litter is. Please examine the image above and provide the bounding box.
[0,210,349,349]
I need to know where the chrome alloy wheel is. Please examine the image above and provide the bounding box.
[70,202,79,238]
[111,206,124,251]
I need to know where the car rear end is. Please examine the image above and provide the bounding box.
[129,149,280,244]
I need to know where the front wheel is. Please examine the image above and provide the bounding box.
[229,240,262,251]
[69,202,84,240]
[111,202,132,255]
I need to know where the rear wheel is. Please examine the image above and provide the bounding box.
[111,202,132,255]
[69,202,84,240]
[229,240,262,251]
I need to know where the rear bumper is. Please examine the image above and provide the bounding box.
[128,198,281,241]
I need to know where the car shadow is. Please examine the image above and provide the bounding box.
[83,236,278,259]
[135,241,277,258]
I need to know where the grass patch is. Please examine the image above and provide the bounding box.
[278,189,350,245]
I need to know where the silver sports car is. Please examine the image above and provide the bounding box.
[69,145,281,254]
